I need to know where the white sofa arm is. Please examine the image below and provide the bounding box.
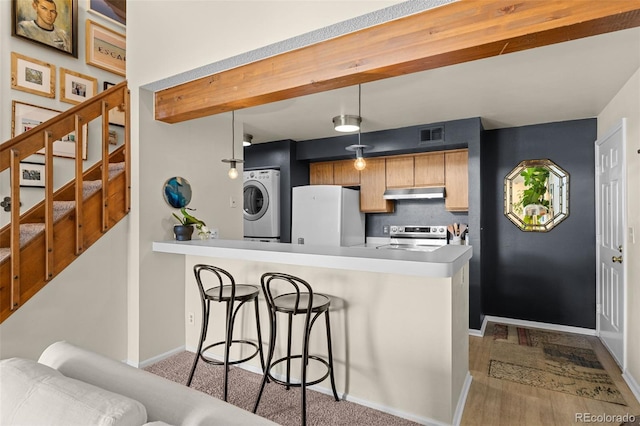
[38,341,276,426]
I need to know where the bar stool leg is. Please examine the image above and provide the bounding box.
[222,301,233,401]
[187,299,210,387]
[286,313,293,390]
[324,310,339,401]
[301,317,312,426]
[253,297,266,374]
[253,310,277,414]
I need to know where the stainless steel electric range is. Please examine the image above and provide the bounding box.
[376,225,448,252]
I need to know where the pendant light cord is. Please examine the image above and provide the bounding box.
[358,84,362,144]
[231,111,235,159]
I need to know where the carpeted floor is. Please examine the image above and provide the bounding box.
[144,351,420,426]
[488,323,627,406]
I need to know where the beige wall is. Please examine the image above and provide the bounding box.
[0,221,129,360]
[126,1,402,363]
[597,68,640,393]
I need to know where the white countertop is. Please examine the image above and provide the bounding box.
[152,238,472,278]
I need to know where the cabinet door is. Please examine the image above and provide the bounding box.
[310,162,334,185]
[444,150,468,211]
[333,159,360,186]
[414,152,445,186]
[360,158,394,213]
[385,157,414,188]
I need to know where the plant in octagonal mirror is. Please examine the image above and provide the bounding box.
[504,159,569,232]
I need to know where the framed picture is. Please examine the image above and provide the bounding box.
[11,52,56,98]
[12,100,88,160]
[60,68,97,105]
[19,162,46,188]
[86,20,125,76]
[12,0,78,57]
[103,81,125,126]
[87,0,125,27]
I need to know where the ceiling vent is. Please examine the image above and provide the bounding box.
[418,125,444,146]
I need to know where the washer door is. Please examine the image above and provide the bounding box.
[243,180,269,221]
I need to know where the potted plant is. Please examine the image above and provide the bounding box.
[172,208,209,240]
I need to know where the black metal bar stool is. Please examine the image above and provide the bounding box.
[253,272,339,425]
[187,264,266,402]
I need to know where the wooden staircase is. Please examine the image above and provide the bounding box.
[0,81,130,324]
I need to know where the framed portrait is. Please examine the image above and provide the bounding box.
[86,20,125,77]
[11,52,56,98]
[19,162,46,188]
[12,100,88,160]
[103,81,125,126]
[12,0,78,57]
[60,68,97,105]
[87,0,125,27]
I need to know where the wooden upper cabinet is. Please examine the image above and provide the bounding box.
[414,152,445,186]
[444,149,469,211]
[360,158,394,213]
[385,157,414,188]
[310,162,334,185]
[333,159,360,186]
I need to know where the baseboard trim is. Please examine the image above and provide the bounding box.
[483,315,597,336]
[468,328,483,337]
[452,372,472,426]
[191,347,458,426]
[135,345,186,369]
[622,369,640,405]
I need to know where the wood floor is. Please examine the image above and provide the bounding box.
[460,323,640,426]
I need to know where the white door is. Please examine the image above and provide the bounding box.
[595,119,626,368]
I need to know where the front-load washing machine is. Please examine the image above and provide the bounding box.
[243,169,280,241]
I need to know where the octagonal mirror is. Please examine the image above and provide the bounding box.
[504,159,569,232]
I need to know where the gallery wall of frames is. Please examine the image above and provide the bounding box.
[2,0,126,220]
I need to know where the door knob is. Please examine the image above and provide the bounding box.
[612,255,623,263]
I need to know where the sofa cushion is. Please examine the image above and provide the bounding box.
[0,357,147,426]
[38,341,277,425]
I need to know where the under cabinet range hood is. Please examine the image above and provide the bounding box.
[382,187,446,200]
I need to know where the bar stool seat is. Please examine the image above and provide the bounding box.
[253,272,339,426]
[188,264,265,402]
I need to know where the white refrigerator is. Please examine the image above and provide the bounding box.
[291,185,365,247]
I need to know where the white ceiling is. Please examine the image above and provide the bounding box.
[237,27,640,144]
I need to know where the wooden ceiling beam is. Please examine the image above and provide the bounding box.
[155,1,640,124]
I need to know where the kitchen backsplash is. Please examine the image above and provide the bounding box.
[365,199,469,237]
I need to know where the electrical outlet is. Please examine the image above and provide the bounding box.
[383,225,390,235]
[188,312,194,325]
[210,228,219,239]
[230,196,237,208]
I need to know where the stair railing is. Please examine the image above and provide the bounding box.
[0,81,130,312]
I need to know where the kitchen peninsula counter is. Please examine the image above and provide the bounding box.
[152,238,471,278]
[153,239,472,425]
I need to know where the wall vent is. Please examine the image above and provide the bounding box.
[418,126,444,145]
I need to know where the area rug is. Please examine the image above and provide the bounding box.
[488,323,627,406]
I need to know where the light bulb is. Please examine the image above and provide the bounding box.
[354,157,366,171]
[228,167,239,179]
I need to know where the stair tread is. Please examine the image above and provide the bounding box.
[1,162,126,264]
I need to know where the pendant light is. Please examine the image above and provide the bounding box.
[345,84,371,171]
[221,111,244,179]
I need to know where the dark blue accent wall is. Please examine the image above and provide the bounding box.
[481,119,597,329]
[244,140,309,243]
